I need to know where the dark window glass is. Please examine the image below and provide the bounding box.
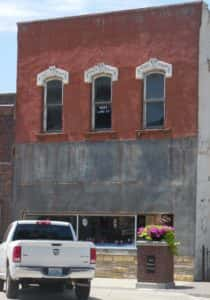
[137,216,146,228]
[45,80,62,132]
[13,224,73,241]
[146,73,164,99]
[47,105,62,131]
[95,103,111,129]
[36,216,77,234]
[95,77,111,102]
[47,80,62,105]
[79,216,135,247]
[94,76,112,130]
[146,102,164,128]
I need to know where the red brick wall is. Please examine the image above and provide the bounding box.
[0,104,15,236]
[16,3,202,143]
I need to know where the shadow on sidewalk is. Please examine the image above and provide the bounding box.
[173,285,194,290]
[14,286,102,300]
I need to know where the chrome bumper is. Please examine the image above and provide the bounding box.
[11,266,95,280]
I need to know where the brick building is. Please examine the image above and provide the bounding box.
[14,2,210,280]
[0,94,15,236]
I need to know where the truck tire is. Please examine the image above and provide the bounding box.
[6,268,19,299]
[0,279,4,291]
[75,280,90,300]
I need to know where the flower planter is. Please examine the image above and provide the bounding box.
[136,240,175,289]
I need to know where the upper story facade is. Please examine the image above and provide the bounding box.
[16,1,203,144]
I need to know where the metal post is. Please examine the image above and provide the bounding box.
[134,215,137,248]
[207,248,209,281]
[202,245,205,281]
[76,215,79,240]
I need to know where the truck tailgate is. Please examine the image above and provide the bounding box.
[16,241,92,267]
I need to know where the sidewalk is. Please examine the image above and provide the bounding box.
[91,278,210,300]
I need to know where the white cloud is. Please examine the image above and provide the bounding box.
[0,0,201,32]
[0,0,87,32]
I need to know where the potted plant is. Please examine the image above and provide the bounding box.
[136,225,179,288]
[137,225,179,255]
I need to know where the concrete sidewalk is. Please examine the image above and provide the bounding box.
[91,278,210,299]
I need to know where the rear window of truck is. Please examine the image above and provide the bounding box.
[13,224,74,241]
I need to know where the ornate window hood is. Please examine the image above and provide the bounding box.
[136,58,173,79]
[84,63,119,83]
[37,66,69,86]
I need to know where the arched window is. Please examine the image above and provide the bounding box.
[144,73,165,129]
[136,58,172,130]
[37,66,69,133]
[93,76,112,130]
[84,63,118,131]
[44,79,63,132]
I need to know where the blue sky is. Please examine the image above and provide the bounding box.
[0,0,206,93]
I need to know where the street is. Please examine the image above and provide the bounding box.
[0,279,209,300]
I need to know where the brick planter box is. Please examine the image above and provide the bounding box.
[136,240,175,289]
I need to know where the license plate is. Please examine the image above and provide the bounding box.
[48,267,63,276]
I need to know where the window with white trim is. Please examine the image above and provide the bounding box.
[135,58,173,130]
[144,73,165,129]
[44,79,63,132]
[84,63,118,131]
[93,76,112,130]
[36,66,69,133]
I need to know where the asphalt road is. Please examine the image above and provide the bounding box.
[0,285,207,300]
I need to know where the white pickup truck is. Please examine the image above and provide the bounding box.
[0,220,96,299]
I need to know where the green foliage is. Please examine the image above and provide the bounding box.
[164,231,179,255]
[137,225,179,255]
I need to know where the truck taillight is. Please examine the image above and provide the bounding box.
[13,246,22,263]
[90,248,96,264]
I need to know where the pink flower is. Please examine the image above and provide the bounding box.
[137,227,144,235]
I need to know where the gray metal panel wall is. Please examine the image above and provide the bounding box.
[13,137,197,256]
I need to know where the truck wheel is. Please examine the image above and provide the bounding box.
[0,279,4,291]
[75,280,90,300]
[6,268,19,299]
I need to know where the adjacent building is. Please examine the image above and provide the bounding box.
[0,94,15,236]
[14,1,210,280]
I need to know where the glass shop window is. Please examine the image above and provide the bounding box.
[79,216,135,247]
[93,76,112,130]
[137,214,173,228]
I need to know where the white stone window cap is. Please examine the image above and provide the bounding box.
[84,63,119,83]
[136,58,173,79]
[37,66,69,86]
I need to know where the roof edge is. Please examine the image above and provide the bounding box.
[17,1,203,27]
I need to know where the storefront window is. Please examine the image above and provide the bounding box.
[23,213,173,248]
[137,214,173,227]
[79,216,135,247]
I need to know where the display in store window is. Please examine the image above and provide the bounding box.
[79,216,135,247]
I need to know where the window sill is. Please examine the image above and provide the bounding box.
[136,128,172,139]
[85,130,118,141]
[36,132,68,143]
